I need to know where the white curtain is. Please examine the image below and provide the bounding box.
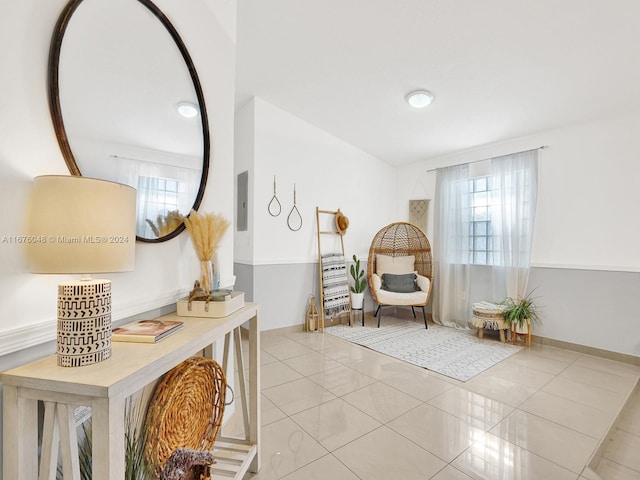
[490,150,538,300]
[116,157,199,238]
[136,175,167,238]
[433,164,471,328]
[433,151,538,328]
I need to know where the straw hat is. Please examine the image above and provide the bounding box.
[335,210,349,235]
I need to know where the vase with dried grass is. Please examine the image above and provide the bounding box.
[182,209,230,293]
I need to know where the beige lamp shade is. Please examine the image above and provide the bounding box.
[27,175,136,366]
[27,175,136,274]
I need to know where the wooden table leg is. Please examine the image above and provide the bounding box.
[3,385,38,480]
[248,312,261,473]
[91,395,125,480]
[57,403,80,479]
[234,327,250,439]
[39,402,60,480]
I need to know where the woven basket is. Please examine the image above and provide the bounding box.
[144,356,226,476]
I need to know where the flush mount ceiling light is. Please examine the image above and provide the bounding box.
[406,90,434,108]
[177,101,199,118]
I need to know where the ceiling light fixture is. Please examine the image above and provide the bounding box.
[177,102,199,118]
[406,90,434,108]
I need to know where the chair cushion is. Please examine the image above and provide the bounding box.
[376,254,415,276]
[375,286,428,306]
[381,273,419,293]
[372,274,430,306]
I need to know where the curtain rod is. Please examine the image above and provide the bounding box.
[110,154,200,170]
[425,145,548,173]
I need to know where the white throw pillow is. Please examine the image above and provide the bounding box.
[376,254,415,276]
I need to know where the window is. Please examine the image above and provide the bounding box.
[138,176,180,218]
[468,176,497,265]
[467,163,536,266]
[137,176,182,239]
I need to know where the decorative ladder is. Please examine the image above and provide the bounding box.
[315,207,352,332]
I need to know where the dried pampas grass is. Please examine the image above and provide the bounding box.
[182,210,230,261]
[146,210,184,238]
[182,210,230,293]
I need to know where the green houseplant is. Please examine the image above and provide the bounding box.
[501,291,540,331]
[349,255,366,309]
[349,255,366,294]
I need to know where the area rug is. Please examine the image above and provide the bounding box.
[325,318,521,382]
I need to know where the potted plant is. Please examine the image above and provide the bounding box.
[349,254,366,309]
[501,291,540,344]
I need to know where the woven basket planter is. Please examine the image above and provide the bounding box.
[144,356,226,477]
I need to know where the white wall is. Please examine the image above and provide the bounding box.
[532,112,640,271]
[398,110,640,270]
[0,0,237,355]
[251,97,398,263]
[233,98,256,264]
[397,110,640,355]
[234,97,397,329]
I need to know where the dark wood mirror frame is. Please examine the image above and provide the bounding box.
[48,0,210,243]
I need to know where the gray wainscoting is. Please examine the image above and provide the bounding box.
[234,262,254,302]
[528,266,640,359]
[236,261,640,359]
[468,265,640,358]
[235,261,376,332]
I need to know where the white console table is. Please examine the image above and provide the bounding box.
[1,303,261,480]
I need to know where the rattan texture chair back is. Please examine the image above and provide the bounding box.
[367,222,434,306]
[144,356,226,477]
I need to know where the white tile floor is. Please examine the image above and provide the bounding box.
[224,316,640,480]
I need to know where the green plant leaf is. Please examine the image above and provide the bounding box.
[500,290,541,328]
[349,254,366,293]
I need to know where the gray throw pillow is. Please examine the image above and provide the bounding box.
[381,273,419,293]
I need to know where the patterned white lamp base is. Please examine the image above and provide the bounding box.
[57,280,112,367]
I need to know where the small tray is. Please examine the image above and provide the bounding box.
[177,291,245,318]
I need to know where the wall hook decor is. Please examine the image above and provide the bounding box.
[287,183,303,231]
[268,175,282,217]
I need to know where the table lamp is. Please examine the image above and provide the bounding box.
[27,175,136,367]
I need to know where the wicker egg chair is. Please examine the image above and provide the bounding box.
[367,222,434,328]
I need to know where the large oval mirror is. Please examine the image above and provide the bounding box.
[49,0,210,242]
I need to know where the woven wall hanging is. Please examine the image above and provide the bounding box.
[409,199,430,232]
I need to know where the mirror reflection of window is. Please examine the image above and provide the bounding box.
[138,176,182,238]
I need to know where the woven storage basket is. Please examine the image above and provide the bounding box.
[144,356,226,477]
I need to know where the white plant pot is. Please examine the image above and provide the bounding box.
[351,292,364,310]
[514,321,530,334]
